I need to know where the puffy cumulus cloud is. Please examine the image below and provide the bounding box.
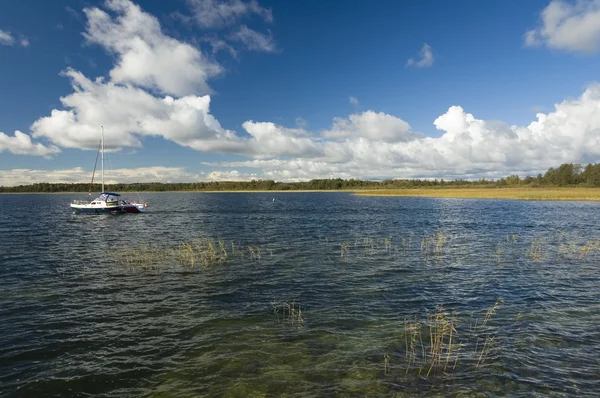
[525,0,600,53]
[228,25,277,52]
[185,0,272,29]
[12,82,600,182]
[0,166,201,186]
[209,83,600,181]
[30,68,242,152]
[83,0,221,96]
[241,121,323,158]
[322,111,417,143]
[0,131,60,157]
[406,43,434,68]
[204,169,259,181]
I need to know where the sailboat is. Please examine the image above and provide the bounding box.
[70,126,148,215]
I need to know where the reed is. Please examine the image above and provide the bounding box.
[272,301,304,328]
[247,246,261,260]
[528,237,544,261]
[113,235,263,270]
[340,242,350,257]
[114,245,170,269]
[384,235,393,252]
[404,316,425,374]
[396,299,505,377]
[420,230,447,259]
[354,187,600,202]
[474,297,503,368]
[425,306,458,375]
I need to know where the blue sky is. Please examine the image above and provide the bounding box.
[1,0,600,185]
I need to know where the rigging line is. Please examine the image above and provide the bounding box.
[89,138,102,197]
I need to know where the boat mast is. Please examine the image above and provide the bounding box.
[101,125,104,193]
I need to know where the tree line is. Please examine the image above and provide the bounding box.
[2,162,600,193]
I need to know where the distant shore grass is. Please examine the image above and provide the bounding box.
[353,188,600,201]
[6,187,600,202]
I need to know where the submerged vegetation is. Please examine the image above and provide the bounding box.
[42,227,600,395]
[5,162,600,193]
[96,229,600,396]
[113,236,265,270]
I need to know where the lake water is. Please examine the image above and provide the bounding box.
[1,192,599,397]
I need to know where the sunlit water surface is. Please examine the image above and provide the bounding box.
[1,192,600,397]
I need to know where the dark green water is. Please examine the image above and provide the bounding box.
[1,192,599,397]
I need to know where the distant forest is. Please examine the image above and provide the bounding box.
[2,163,600,193]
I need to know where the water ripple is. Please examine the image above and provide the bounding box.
[1,193,600,396]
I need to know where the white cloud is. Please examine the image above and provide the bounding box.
[349,96,359,106]
[185,0,272,29]
[406,43,434,68]
[525,0,600,53]
[199,36,238,58]
[0,30,29,47]
[207,83,600,181]
[0,131,60,157]
[204,169,259,181]
[322,111,417,143]
[0,166,201,186]
[83,0,222,96]
[0,30,14,46]
[11,81,600,182]
[30,68,242,153]
[9,0,600,185]
[241,121,322,158]
[228,25,277,52]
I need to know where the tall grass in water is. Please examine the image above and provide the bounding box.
[176,237,229,268]
[272,301,304,328]
[114,245,170,270]
[528,236,544,261]
[420,230,447,259]
[475,297,503,368]
[401,306,459,376]
[397,299,504,377]
[113,236,265,270]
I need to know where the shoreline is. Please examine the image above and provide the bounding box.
[353,188,600,201]
[3,187,600,201]
[0,189,354,194]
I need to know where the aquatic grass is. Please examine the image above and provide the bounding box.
[114,245,171,270]
[420,229,448,260]
[272,301,304,328]
[425,306,458,376]
[474,297,504,368]
[340,242,349,257]
[384,235,393,252]
[394,299,506,378]
[528,236,544,262]
[113,236,265,270]
[495,246,503,265]
[400,307,460,376]
[248,246,261,260]
[403,316,425,374]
